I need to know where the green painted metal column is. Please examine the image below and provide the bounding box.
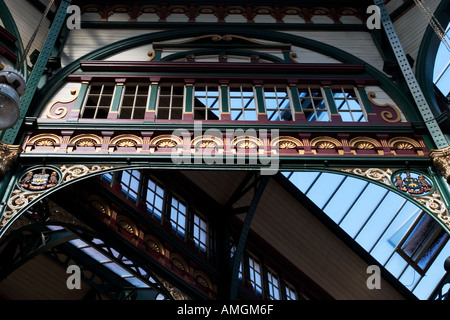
[0,0,72,145]
[230,175,269,299]
[374,0,449,149]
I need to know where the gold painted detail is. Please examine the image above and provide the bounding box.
[155,275,190,300]
[317,141,336,149]
[367,91,402,123]
[430,146,450,183]
[34,138,56,147]
[156,139,178,148]
[116,139,137,147]
[339,168,449,230]
[21,132,428,158]
[45,88,79,119]
[278,141,297,149]
[172,258,185,271]
[76,138,97,147]
[355,142,375,150]
[1,165,117,228]
[237,140,257,149]
[0,142,21,176]
[117,215,137,235]
[394,142,413,150]
[170,254,188,272]
[197,140,217,148]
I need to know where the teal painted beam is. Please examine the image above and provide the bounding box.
[0,0,72,145]
[375,0,449,149]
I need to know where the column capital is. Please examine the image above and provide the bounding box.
[0,141,21,176]
[430,146,450,183]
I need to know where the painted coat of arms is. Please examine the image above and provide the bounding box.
[394,171,433,195]
[19,167,60,191]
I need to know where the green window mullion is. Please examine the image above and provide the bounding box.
[147,83,159,111]
[288,85,302,113]
[356,86,375,114]
[322,87,339,115]
[254,85,266,114]
[220,85,229,114]
[110,83,124,113]
[184,84,193,114]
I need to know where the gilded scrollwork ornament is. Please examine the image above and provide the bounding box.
[0,141,21,176]
[339,168,449,230]
[0,164,119,229]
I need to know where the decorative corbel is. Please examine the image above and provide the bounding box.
[430,146,450,183]
[0,141,21,176]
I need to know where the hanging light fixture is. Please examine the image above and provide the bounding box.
[0,68,26,130]
[0,0,55,131]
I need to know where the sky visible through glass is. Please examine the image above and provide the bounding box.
[282,171,450,300]
[433,22,450,97]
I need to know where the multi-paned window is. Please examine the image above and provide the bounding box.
[170,196,187,238]
[193,213,209,253]
[263,86,292,121]
[230,245,244,280]
[298,86,330,121]
[229,85,257,121]
[396,212,449,275]
[266,269,281,300]
[99,170,304,299]
[284,281,298,300]
[81,83,115,119]
[145,178,165,220]
[332,87,366,122]
[156,84,184,120]
[248,255,263,295]
[119,84,149,119]
[79,82,372,123]
[119,170,141,204]
[193,84,220,120]
[231,245,300,300]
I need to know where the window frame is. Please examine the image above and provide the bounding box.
[118,83,150,119]
[193,83,221,120]
[263,85,293,121]
[80,83,116,119]
[396,212,450,275]
[298,86,331,122]
[331,86,367,122]
[156,83,185,120]
[118,169,142,205]
[228,84,258,121]
[144,176,166,221]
